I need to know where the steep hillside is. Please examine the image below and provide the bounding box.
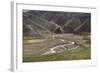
[23,10,91,36]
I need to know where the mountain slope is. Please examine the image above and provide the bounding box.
[23,10,91,36]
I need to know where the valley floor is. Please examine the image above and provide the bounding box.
[23,33,91,62]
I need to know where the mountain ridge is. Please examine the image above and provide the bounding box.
[23,10,91,36]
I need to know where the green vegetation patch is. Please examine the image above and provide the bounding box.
[23,45,91,62]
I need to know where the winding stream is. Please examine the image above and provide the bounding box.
[42,41,78,55]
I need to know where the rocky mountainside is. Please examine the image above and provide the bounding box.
[23,10,91,36]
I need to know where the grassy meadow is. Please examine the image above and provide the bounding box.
[23,35,91,62]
